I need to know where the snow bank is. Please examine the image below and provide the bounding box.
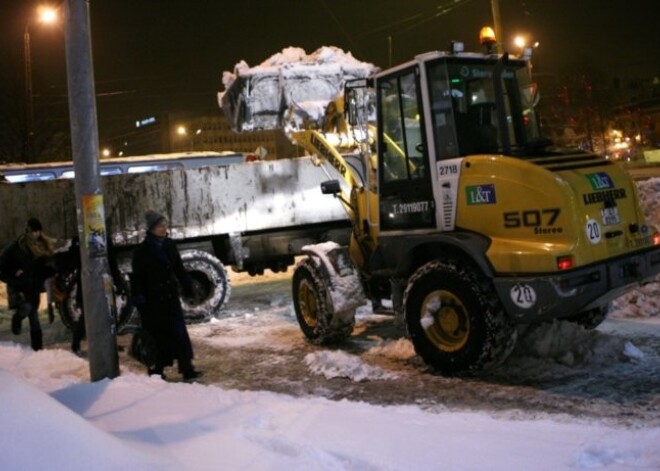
[636,177,660,229]
[512,320,642,366]
[218,46,378,132]
[0,368,168,470]
[611,177,660,319]
[3,351,660,471]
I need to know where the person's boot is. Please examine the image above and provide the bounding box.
[178,357,202,382]
[47,303,55,324]
[71,338,81,355]
[11,312,22,335]
[147,365,166,380]
[30,329,43,351]
[183,370,203,382]
[181,364,203,382]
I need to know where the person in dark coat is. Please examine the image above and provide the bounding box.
[131,210,201,381]
[68,235,127,355]
[0,217,56,350]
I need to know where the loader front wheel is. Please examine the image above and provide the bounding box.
[292,258,353,344]
[404,260,516,375]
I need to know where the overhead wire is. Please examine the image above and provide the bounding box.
[317,0,366,58]
[356,0,477,38]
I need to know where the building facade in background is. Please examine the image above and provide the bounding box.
[102,111,299,160]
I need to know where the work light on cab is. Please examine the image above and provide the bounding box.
[479,26,496,45]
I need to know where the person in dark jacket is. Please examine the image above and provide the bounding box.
[67,235,127,355]
[131,210,201,381]
[0,217,56,350]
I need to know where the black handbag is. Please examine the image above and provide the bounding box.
[129,329,158,368]
[7,286,25,309]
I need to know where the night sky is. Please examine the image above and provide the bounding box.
[0,0,658,144]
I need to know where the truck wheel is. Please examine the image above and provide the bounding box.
[180,250,231,323]
[115,273,137,331]
[292,258,353,344]
[55,271,134,332]
[404,260,517,375]
[55,272,79,331]
[565,304,609,330]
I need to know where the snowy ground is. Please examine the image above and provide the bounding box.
[1,269,659,470]
[1,178,659,470]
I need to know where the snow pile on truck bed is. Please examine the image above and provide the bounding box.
[218,46,378,132]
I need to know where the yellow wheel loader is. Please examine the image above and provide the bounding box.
[290,38,660,375]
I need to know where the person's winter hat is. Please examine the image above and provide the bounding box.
[145,210,166,231]
[26,217,43,232]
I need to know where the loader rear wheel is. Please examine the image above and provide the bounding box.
[404,260,517,375]
[180,250,231,323]
[292,258,353,344]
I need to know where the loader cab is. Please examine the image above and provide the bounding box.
[426,55,542,158]
[373,51,542,233]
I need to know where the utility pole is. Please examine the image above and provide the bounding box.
[63,0,119,381]
[490,0,503,53]
[23,25,34,161]
[22,6,58,163]
[388,35,392,68]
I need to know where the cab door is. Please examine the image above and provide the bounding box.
[377,67,435,232]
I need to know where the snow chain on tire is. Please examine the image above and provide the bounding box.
[292,257,354,344]
[403,259,517,375]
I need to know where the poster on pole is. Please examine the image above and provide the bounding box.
[82,194,107,257]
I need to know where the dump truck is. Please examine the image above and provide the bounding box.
[242,35,660,374]
[0,154,351,325]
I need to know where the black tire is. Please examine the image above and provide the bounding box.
[115,273,137,330]
[404,260,517,375]
[292,258,354,344]
[55,270,134,332]
[180,249,230,323]
[54,271,79,331]
[565,304,610,330]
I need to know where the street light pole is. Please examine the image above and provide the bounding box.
[490,0,503,53]
[64,0,119,381]
[23,24,34,161]
[22,6,58,162]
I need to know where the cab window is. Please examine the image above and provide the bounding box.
[378,70,427,184]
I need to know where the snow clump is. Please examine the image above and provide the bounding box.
[304,350,398,382]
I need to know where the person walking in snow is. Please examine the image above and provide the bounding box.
[65,234,127,355]
[131,210,202,381]
[0,217,57,351]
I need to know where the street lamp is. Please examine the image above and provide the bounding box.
[24,5,58,161]
[514,35,526,52]
[513,35,539,59]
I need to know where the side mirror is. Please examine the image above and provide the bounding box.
[321,180,341,195]
[346,90,358,126]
